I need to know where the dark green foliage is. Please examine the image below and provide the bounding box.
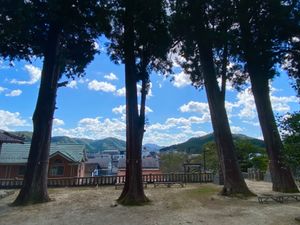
[200,142,219,173]
[234,139,267,172]
[278,111,300,173]
[198,140,267,173]
[0,0,110,77]
[160,152,188,173]
[160,133,265,154]
[235,0,298,80]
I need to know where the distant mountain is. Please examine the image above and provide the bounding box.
[10,131,126,153]
[10,131,264,154]
[160,133,265,154]
[11,131,33,142]
[143,143,162,152]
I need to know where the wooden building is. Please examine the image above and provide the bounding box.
[117,157,162,176]
[0,143,87,179]
[85,155,112,176]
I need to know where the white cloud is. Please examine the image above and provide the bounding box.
[115,87,126,96]
[147,115,209,133]
[112,104,153,117]
[104,73,118,81]
[11,64,41,85]
[230,126,243,133]
[0,86,7,93]
[179,101,211,123]
[143,123,208,146]
[51,113,209,146]
[232,85,298,119]
[270,95,298,112]
[78,78,89,84]
[5,89,22,97]
[137,82,153,97]
[172,71,191,88]
[168,52,186,68]
[67,80,77,89]
[88,80,116,92]
[0,110,28,130]
[112,105,126,115]
[168,42,186,68]
[242,120,260,127]
[217,77,234,91]
[53,118,65,127]
[53,117,126,140]
[115,83,153,98]
[180,101,209,114]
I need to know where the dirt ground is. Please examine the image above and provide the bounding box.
[0,180,299,225]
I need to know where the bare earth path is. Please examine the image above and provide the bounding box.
[0,180,299,225]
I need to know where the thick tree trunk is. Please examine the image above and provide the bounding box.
[249,73,298,193]
[13,25,61,206]
[117,0,149,205]
[198,41,253,196]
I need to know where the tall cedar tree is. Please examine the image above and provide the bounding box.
[171,0,253,196]
[134,0,172,155]
[235,0,299,192]
[0,0,110,205]
[107,0,171,205]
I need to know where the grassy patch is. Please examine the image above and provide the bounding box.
[185,184,221,199]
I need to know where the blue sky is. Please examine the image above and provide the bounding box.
[0,46,299,146]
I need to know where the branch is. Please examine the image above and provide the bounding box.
[57,81,68,88]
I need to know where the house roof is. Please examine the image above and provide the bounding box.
[86,156,111,168]
[0,130,24,144]
[118,157,159,169]
[0,143,87,164]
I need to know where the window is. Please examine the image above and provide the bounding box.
[18,166,26,176]
[49,166,64,176]
[49,158,64,176]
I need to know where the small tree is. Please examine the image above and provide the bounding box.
[0,0,110,205]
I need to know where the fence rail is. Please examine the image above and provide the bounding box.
[0,172,213,189]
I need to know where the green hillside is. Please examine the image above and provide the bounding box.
[160,133,265,154]
[11,131,126,152]
[10,131,264,154]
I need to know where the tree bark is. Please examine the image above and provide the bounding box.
[117,0,149,205]
[13,24,61,206]
[198,40,253,196]
[249,72,299,193]
[138,68,148,149]
[236,1,298,192]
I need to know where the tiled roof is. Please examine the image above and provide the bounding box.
[0,130,24,144]
[86,156,111,168]
[0,143,87,164]
[118,157,159,169]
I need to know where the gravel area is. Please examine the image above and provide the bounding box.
[0,180,299,225]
